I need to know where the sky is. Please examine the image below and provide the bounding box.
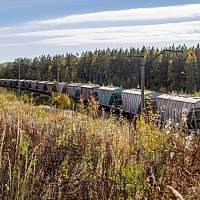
[0,0,200,62]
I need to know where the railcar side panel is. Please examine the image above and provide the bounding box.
[80,84,100,100]
[66,83,82,98]
[97,86,123,107]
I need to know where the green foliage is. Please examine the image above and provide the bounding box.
[20,133,31,158]
[1,45,200,93]
[52,92,72,109]
[21,93,34,105]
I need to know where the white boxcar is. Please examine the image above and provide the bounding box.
[66,83,82,98]
[121,89,158,114]
[157,94,200,125]
[80,84,100,99]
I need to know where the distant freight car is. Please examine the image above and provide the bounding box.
[97,86,123,107]
[23,80,32,89]
[37,81,48,92]
[19,80,26,89]
[5,79,11,87]
[121,89,159,114]
[10,79,18,88]
[0,79,6,87]
[80,84,100,100]
[30,80,38,90]
[157,94,200,129]
[56,82,67,93]
[66,83,82,98]
[46,82,56,93]
[2,78,200,130]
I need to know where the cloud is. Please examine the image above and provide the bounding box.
[14,21,200,37]
[0,3,200,36]
[31,21,200,46]
[25,4,200,27]
[0,3,199,36]
[0,3,200,59]
[1,21,199,47]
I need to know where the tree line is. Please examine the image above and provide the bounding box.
[0,44,200,93]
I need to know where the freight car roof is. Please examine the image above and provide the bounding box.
[23,80,32,82]
[57,82,67,85]
[67,83,82,87]
[47,82,56,85]
[38,81,48,84]
[158,94,200,104]
[122,89,154,95]
[98,86,121,91]
[80,84,100,89]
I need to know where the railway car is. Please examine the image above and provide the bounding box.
[0,79,7,87]
[4,79,9,87]
[10,79,18,88]
[80,84,100,100]
[19,80,26,89]
[46,82,56,94]
[5,79,11,87]
[97,86,123,107]
[30,80,38,90]
[37,81,48,92]
[56,82,67,93]
[23,80,32,89]
[18,80,30,90]
[121,89,159,114]
[157,94,200,129]
[0,79,5,86]
[66,83,82,98]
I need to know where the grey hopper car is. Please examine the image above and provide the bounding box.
[10,79,18,88]
[0,79,6,87]
[5,79,11,87]
[121,89,159,114]
[37,81,48,92]
[97,86,123,107]
[66,83,82,98]
[46,82,56,93]
[30,80,38,90]
[80,84,100,100]
[56,82,67,94]
[23,80,32,89]
[157,94,200,129]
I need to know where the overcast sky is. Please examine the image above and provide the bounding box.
[0,0,200,62]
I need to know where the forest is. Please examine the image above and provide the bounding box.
[0,44,200,93]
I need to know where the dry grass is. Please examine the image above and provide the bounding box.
[0,90,200,199]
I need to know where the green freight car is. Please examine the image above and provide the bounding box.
[97,86,124,107]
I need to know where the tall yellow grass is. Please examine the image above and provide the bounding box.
[0,90,199,199]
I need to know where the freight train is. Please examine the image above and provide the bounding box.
[0,78,200,130]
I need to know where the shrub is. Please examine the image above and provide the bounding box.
[52,93,72,109]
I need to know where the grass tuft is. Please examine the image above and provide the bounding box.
[0,89,199,199]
